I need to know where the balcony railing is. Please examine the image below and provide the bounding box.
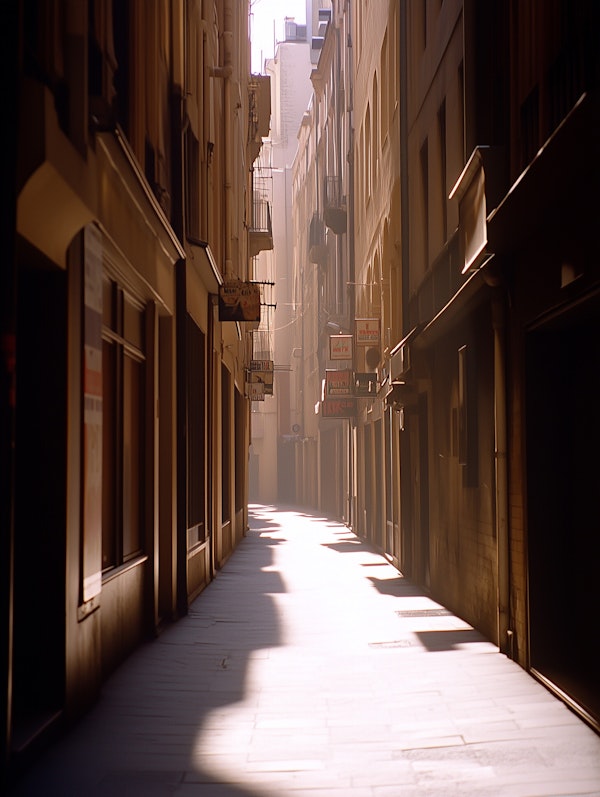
[249,198,273,256]
[308,213,327,265]
[248,75,271,166]
[323,176,347,234]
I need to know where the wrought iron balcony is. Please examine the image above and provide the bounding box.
[249,198,273,256]
[323,176,347,234]
[248,75,271,166]
[308,213,327,266]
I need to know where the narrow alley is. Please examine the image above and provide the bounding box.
[8,506,600,797]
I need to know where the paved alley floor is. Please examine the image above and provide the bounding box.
[8,505,600,796]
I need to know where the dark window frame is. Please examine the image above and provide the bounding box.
[102,280,146,572]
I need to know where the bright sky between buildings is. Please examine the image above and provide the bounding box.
[250,0,306,73]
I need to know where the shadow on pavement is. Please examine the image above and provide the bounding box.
[415,628,488,651]
[367,575,425,598]
[9,510,286,797]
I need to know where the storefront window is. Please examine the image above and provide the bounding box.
[102,281,146,571]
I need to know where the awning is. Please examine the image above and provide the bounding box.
[449,145,503,275]
[487,90,600,255]
[187,238,223,294]
[389,323,426,380]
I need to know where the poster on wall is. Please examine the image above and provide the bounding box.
[82,224,103,604]
[219,280,261,322]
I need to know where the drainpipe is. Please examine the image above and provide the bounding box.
[200,14,209,238]
[492,294,511,657]
[209,0,233,278]
[399,0,409,335]
[1,0,18,769]
[347,2,356,528]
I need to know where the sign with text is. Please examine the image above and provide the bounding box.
[250,359,273,371]
[355,318,380,346]
[329,334,353,361]
[325,369,353,397]
[248,369,273,395]
[247,381,265,400]
[354,372,378,397]
[321,397,356,418]
[219,281,261,322]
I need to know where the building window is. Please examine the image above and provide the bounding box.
[438,99,447,243]
[381,32,389,139]
[186,316,206,548]
[372,74,379,190]
[366,104,372,201]
[102,281,146,571]
[458,345,468,466]
[222,365,231,523]
[185,129,202,240]
[420,138,429,268]
[458,344,478,486]
[235,389,245,514]
[458,61,465,164]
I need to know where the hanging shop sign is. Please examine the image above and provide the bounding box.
[321,397,356,418]
[250,359,273,372]
[249,359,273,395]
[329,334,353,361]
[248,368,273,395]
[246,381,265,400]
[325,368,353,397]
[355,318,380,346]
[218,280,261,322]
[354,372,378,397]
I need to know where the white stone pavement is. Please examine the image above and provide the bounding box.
[8,505,600,796]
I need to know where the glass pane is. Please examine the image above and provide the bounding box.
[103,279,114,327]
[221,365,231,523]
[102,341,116,569]
[123,354,142,558]
[186,317,206,538]
[123,296,144,348]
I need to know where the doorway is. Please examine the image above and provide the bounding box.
[12,253,66,755]
[526,299,600,729]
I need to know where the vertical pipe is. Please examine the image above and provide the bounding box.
[399,0,409,336]
[207,296,216,578]
[398,0,410,575]
[201,13,210,239]
[175,259,189,617]
[0,0,18,773]
[493,295,510,655]
[223,0,233,277]
[347,0,356,529]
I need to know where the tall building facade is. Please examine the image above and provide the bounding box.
[249,18,313,506]
[291,0,355,519]
[292,0,600,732]
[1,0,270,777]
[395,0,599,731]
[352,1,403,558]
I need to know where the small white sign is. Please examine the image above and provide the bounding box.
[247,381,265,401]
[329,334,353,361]
[355,318,380,346]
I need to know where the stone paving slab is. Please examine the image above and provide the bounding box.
[7,505,600,796]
